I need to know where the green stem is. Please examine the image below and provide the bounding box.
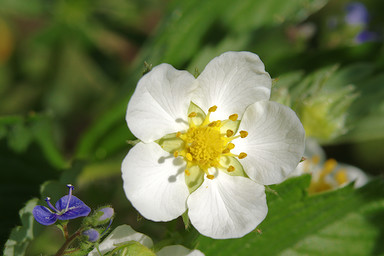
[55,229,83,256]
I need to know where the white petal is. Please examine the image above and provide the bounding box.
[126,64,196,142]
[122,142,189,221]
[187,172,267,239]
[88,225,153,256]
[157,245,205,256]
[193,51,271,121]
[233,101,305,185]
[335,163,370,188]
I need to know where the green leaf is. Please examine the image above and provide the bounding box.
[3,199,43,256]
[196,175,384,256]
[0,114,68,169]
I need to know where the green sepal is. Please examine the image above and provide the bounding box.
[220,119,240,135]
[155,133,184,153]
[182,210,190,229]
[185,165,204,193]
[82,205,114,227]
[219,156,247,177]
[188,102,206,126]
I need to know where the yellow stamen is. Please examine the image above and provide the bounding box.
[229,114,238,121]
[208,121,221,127]
[188,112,197,118]
[311,155,320,165]
[227,143,235,150]
[186,153,193,162]
[227,165,235,172]
[240,131,248,138]
[173,151,179,158]
[335,169,348,185]
[238,152,247,159]
[185,169,190,176]
[222,148,230,154]
[176,132,181,138]
[321,158,337,177]
[226,129,234,137]
[208,106,217,112]
[207,174,215,179]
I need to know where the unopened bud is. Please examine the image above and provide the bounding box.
[83,228,100,242]
[98,207,114,221]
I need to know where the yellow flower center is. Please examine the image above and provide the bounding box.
[307,158,349,193]
[185,126,224,169]
[173,104,248,179]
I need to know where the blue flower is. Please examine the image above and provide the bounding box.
[98,207,114,221]
[345,2,370,26]
[32,184,91,225]
[355,30,380,43]
[83,229,100,242]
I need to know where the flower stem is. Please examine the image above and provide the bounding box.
[55,229,82,256]
[63,223,69,240]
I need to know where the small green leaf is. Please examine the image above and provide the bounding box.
[3,199,42,256]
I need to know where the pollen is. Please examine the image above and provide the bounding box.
[335,169,348,185]
[174,106,248,179]
[226,129,234,137]
[208,105,217,112]
[240,131,248,138]
[227,165,235,172]
[227,143,235,150]
[238,152,247,159]
[229,114,238,121]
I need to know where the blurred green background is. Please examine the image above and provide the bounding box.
[1,0,383,255]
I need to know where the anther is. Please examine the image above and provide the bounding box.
[226,129,234,137]
[227,143,235,150]
[229,114,238,121]
[311,155,320,165]
[176,132,181,138]
[185,169,190,176]
[186,153,193,161]
[240,131,248,138]
[188,112,197,118]
[208,121,217,127]
[173,151,179,158]
[208,106,217,112]
[227,165,235,172]
[238,152,247,159]
[222,148,230,154]
[335,169,348,185]
[207,174,215,179]
[323,159,337,175]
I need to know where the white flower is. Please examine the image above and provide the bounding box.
[294,139,370,193]
[88,225,203,256]
[122,51,305,239]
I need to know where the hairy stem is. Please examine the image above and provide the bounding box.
[55,229,82,256]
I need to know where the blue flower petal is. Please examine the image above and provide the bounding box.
[56,195,91,220]
[32,205,58,225]
[83,229,100,242]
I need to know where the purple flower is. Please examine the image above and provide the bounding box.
[98,207,114,221]
[345,2,370,26]
[355,30,380,43]
[32,184,91,225]
[83,229,100,242]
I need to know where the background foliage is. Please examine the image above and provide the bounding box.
[0,0,383,255]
